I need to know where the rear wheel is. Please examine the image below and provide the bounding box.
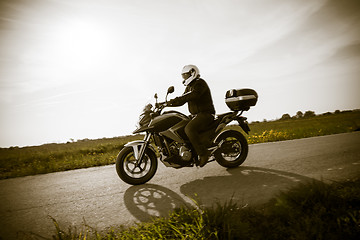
[214,130,248,168]
[116,146,157,185]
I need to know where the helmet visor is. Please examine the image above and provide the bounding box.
[182,72,191,80]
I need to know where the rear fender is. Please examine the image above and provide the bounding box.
[236,116,250,134]
[124,140,156,160]
[211,129,247,155]
[213,129,234,143]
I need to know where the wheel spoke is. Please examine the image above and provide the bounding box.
[136,165,144,172]
[124,153,150,176]
[220,138,242,160]
[129,165,138,174]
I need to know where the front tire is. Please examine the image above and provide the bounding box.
[214,130,248,168]
[116,146,158,185]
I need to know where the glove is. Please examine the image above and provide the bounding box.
[167,97,180,106]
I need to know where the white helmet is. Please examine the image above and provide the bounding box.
[181,64,200,86]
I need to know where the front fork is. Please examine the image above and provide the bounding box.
[124,133,152,165]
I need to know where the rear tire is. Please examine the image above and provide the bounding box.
[116,146,158,185]
[214,130,248,168]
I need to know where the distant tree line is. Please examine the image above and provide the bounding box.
[280,109,359,121]
[250,109,359,123]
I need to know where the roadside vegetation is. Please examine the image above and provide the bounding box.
[0,135,142,179]
[245,110,360,144]
[0,110,359,179]
[29,178,359,240]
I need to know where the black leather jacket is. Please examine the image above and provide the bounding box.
[169,78,215,115]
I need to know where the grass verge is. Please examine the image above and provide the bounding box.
[26,178,359,240]
[0,135,142,179]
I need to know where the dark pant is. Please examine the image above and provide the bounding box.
[184,112,214,156]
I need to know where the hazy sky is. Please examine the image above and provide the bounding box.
[0,0,359,147]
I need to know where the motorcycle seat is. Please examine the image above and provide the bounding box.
[215,112,234,120]
[199,112,234,133]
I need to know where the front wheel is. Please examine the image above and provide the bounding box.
[214,130,248,168]
[116,146,158,185]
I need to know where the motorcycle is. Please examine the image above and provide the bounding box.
[116,86,258,185]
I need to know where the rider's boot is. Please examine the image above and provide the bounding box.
[199,151,210,167]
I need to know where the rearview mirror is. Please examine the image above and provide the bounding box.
[167,86,175,94]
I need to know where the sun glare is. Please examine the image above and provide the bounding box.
[47,18,110,73]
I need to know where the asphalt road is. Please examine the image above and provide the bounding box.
[1,132,359,239]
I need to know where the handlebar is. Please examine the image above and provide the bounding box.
[155,101,168,111]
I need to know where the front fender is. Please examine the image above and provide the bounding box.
[124,140,156,160]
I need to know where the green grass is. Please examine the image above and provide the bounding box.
[0,110,359,179]
[37,178,359,240]
[0,135,143,179]
[238,110,360,144]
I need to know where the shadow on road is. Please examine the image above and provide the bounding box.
[123,167,316,222]
[180,166,316,207]
[123,184,189,222]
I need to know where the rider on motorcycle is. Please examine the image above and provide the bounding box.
[168,65,215,167]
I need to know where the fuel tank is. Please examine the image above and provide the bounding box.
[149,111,188,133]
